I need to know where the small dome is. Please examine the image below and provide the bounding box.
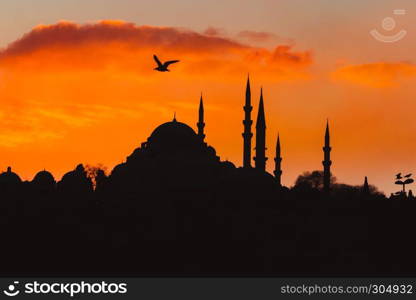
[32,170,56,186]
[58,164,93,194]
[221,160,236,169]
[0,166,22,184]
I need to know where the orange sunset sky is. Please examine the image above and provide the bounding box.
[0,0,415,194]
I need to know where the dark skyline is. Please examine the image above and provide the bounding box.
[3,79,353,196]
[1,77,413,199]
[0,78,414,276]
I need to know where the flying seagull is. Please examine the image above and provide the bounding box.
[404,173,412,178]
[153,55,179,72]
[396,173,402,179]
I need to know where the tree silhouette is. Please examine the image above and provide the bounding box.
[294,170,336,190]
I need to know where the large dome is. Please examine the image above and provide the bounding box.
[150,119,196,140]
[147,118,201,152]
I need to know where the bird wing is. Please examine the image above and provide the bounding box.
[163,60,180,67]
[405,173,412,177]
[153,55,163,67]
[396,173,401,176]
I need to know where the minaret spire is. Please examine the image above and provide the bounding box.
[254,87,267,172]
[197,93,205,140]
[322,119,332,193]
[274,133,282,186]
[362,176,370,196]
[242,74,253,168]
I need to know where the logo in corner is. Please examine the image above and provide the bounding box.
[3,282,20,297]
[370,9,407,43]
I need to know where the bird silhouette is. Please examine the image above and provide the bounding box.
[396,173,402,179]
[404,173,412,178]
[153,55,179,72]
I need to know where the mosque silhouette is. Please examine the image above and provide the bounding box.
[0,77,415,276]
[0,77,332,194]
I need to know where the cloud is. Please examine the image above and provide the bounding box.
[237,30,278,43]
[332,62,416,87]
[0,20,312,78]
[0,20,313,148]
[2,20,242,57]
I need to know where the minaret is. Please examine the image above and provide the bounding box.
[274,134,282,186]
[322,120,332,193]
[254,87,267,172]
[197,93,205,141]
[242,75,253,168]
[362,176,370,195]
